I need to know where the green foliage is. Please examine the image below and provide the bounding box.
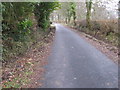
[2,2,34,41]
[2,2,35,62]
[34,2,60,31]
[2,2,60,63]
[17,19,33,41]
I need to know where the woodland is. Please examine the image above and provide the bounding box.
[1,1,119,88]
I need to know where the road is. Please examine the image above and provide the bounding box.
[41,24,118,88]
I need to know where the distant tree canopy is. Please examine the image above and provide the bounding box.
[51,1,118,25]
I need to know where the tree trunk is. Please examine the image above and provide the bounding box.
[86,0,92,30]
[65,17,68,24]
[73,12,76,26]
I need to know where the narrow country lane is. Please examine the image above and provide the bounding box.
[41,24,118,88]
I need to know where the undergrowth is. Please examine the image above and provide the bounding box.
[71,20,118,46]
